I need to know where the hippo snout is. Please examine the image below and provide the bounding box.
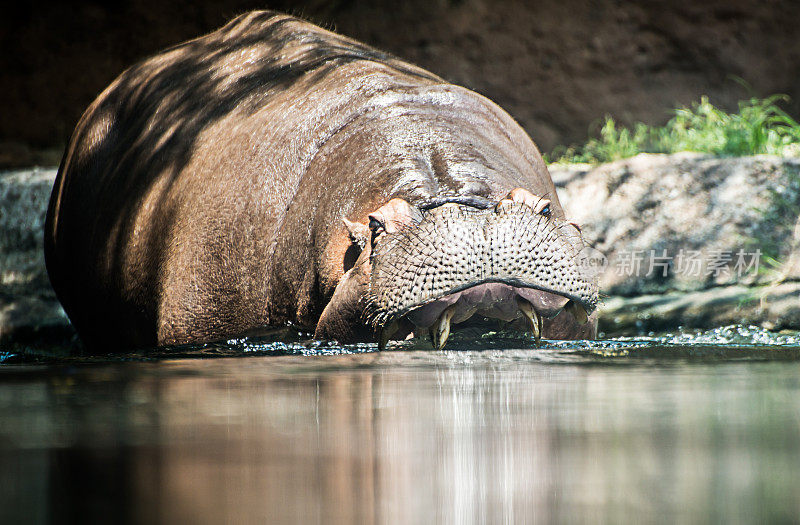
[362,192,599,348]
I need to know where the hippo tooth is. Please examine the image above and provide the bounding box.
[565,300,589,325]
[429,305,456,350]
[378,321,399,351]
[516,297,542,340]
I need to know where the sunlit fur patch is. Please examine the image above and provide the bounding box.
[83,109,113,157]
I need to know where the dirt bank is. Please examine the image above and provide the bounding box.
[2,0,799,165]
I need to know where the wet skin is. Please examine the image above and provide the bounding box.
[44,10,597,351]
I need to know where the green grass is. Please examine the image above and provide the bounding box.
[546,95,800,165]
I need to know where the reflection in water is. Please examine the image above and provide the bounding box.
[2,338,800,523]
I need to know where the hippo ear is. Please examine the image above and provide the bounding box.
[368,198,420,234]
[342,217,369,249]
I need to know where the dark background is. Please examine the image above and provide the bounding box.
[2,0,800,165]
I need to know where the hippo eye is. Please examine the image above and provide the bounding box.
[368,217,385,234]
[539,204,551,217]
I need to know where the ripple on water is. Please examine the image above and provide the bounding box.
[2,324,799,366]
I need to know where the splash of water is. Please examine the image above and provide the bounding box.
[1,324,798,365]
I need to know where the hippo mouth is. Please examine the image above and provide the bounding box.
[352,194,599,349]
[378,280,591,349]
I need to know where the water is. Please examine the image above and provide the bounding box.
[2,325,800,523]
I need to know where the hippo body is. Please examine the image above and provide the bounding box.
[45,11,597,351]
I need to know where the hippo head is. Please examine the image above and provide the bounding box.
[315,188,598,348]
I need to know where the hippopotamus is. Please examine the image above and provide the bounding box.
[44,10,598,352]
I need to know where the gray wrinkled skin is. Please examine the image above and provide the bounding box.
[364,201,598,330]
[46,10,598,350]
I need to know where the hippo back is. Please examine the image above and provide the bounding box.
[44,11,559,350]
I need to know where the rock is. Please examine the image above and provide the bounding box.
[598,282,800,335]
[0,295,72,349]
[553,153,800,333]
[0,168,56,294]
[0,168,74,348]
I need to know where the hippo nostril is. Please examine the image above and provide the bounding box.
[419,195,495,211]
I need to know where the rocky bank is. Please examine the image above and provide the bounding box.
[1,154,798,349]
[553,153,800,334]
[0,168,71,350]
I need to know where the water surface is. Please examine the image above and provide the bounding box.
[2,326,800,523]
